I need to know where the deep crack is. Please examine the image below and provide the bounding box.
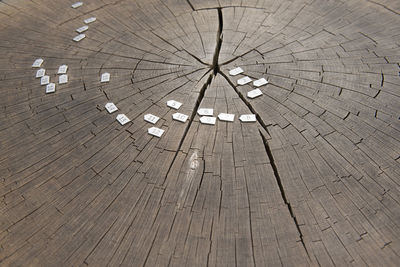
[162,73,214,186]
[259,130,310,258]
[163,7,224,184]
[219,57,310,259]
[211,8,223,75]
[163,9,310,260]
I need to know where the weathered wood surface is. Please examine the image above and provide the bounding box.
[0,0,399,266]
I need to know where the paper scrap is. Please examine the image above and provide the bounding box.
[247,89,263,99]
[239,114,256,122]
[116,114,130,125]
[40,75,50,85]
[253,78,268,87]
[71,2,83,8]
[229,67,243,76]
[144,114,159,124]
[200,116,216,125]
[58,65,68,74]
[172,113,188,123]
[237,76,252,85]
[73,34,86,42]
[46,83,55,94]
[148,127,164,137]
[218,113,235,122]
[105,103,118,114]
[101,72,110,83]
[197,108,213,116]
[32,58,43,68]
[84,17,96,24]
[167,100,182,110]
[76,25,88,33]
[36,68,45,78]
[59,74,68,84]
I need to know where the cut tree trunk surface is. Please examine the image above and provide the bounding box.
[0,0,399,266]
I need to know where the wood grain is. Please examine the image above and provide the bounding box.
[0,0,399,266]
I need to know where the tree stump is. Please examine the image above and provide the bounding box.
[0,0,399,266]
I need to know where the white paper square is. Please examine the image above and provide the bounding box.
[46,83,55,94]
[36,68,45,78]
[239,114,256,122]
[229,67,243,76]
[197,108,213,116]
[167,100,182,110]
[73,34,86,42]
[40,75,50,85]
[218,113,235,122]
[84,17,96,24]
[101,72,110,83]
[172,113,188,123]
[200,116,216,125]
[105,103,118,113]
[71,2,83,8]
[57,65,68,74]
[116,114,130,125]
[253,78,268,87]
[32,58,43,68]
[237,76,252,85]
[76,25,89,33]
[247,89,263,99]
[59,74,68,84]
[148,127,164,138]
[144,114,160,124]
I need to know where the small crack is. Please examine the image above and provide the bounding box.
[219,49,254,66]
[131,57,143,85]
[182,48,210,66]
[366,0,400,15]
[150,30,208,66]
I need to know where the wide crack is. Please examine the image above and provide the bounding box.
[211,8,223,75]
[219,70,310,257]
